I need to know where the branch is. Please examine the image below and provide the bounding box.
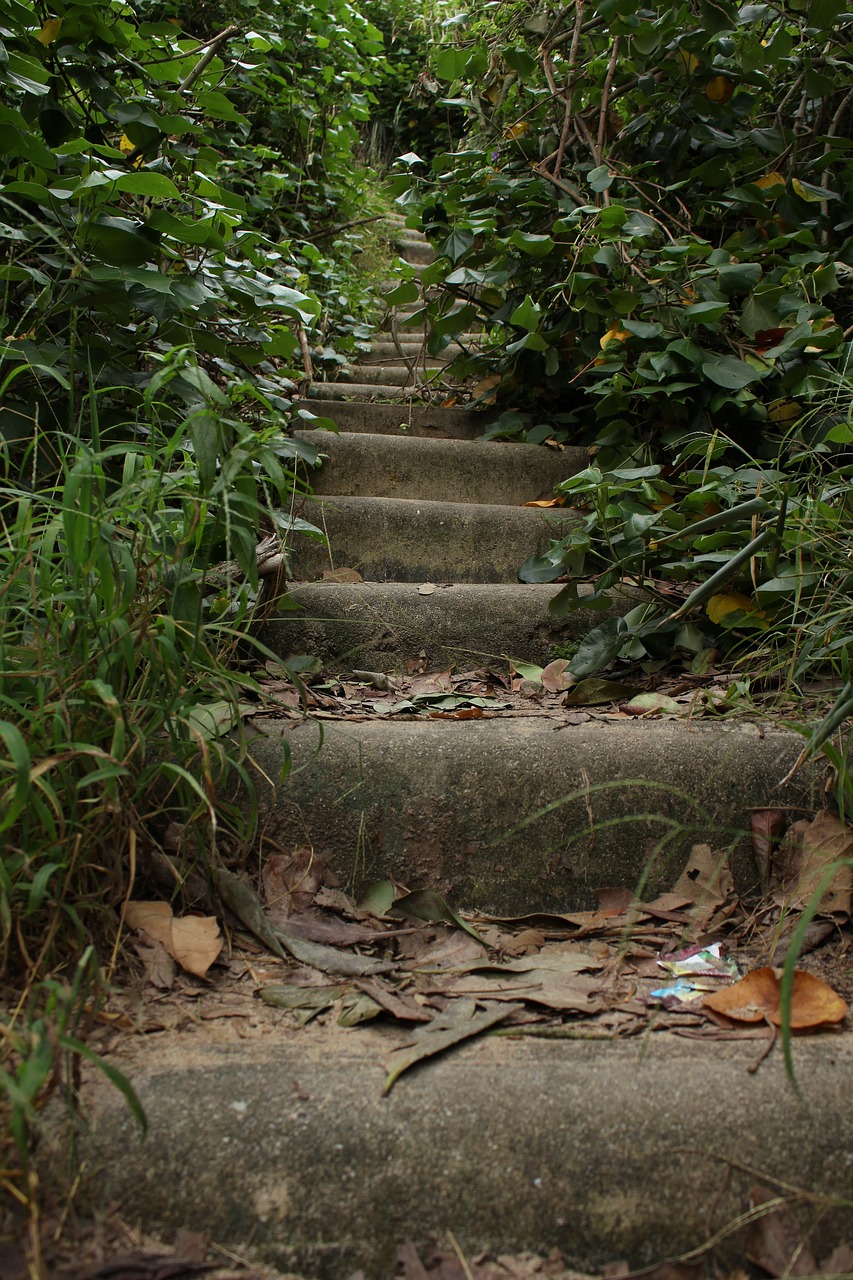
[179,23,241,93]
[551,0,585,181]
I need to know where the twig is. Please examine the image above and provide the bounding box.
[551,0,585,180]
[179,23,240,93]
[297,325,314,384]
[596,37,620,162]
[305,213,385,241]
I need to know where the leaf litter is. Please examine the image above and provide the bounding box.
[112,809,852,1094]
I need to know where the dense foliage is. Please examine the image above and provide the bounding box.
[398,0,853,695]
[0,0,427,1213]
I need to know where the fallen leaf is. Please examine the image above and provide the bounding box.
[502,928,545,957]
[622,693,681,716]
[132,937,177,990]
[750,809,787,889]
[540,659,572,692]
[793,810,853,918]
[673,843,734,914]
[383,999,522,1094]
[523,496,566,508]
[391,888,484,943]
[123,902,222,979]
[564,679,637,706]
[322,566,363,583]
[262,847,325,917]
[746,1185,817,1277]
[703,967,847,1029]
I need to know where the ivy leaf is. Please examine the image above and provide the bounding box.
[701,354,762,388]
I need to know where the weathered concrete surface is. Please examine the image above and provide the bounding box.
[246,717,811,912]
[288,496,579,583]
[308,381,423,401]
[79,1021,853,1279]
[341,364,444,387]
[293,398,489,439]
[295,431,587,505]
[263,581,635,670]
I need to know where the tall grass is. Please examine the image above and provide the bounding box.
[0,352,321,1236]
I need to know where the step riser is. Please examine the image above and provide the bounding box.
[342,365,444,387]
[85,1034,853,1280]
[308,382,418,401]
[294,398,489,438]
[263,582,635,671]
[295,431,586,505]
[288,498,578,583]
[247,720,808,914]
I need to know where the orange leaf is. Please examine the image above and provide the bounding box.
[706,591,756,623]
[703,967,847,1029]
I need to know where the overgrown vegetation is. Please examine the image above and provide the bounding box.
[0,0,432,1238]
[396,0,853,727]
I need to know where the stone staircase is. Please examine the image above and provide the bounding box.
[79,217,853,1280]
[253,217,809,913]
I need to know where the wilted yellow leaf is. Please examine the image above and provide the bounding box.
[523,496,566,508]
[123,901,222,978]
[677,49,700,75]
[792,178,821,202]
[706,591,756,623]
[36,17,62,44]
[599,326,631,349]
[503,120,530,140]
[119,134,136,155]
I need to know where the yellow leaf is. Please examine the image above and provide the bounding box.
[599,326,631,349]
[119,134,136,155]
[705,75,734,104]
[792,178,821,202]
[36,17,62,44]
[503,120,530,140]
[677,49,700,76]
[756,170,785,191]
[523,496,566,508]
[767,398,801,424]
[706,591,755,623]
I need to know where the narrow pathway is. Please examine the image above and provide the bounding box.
[258,217,808,914]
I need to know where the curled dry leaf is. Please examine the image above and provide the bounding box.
[793,809,853,918]
[123,901,222,979]
[523,496,566,508]
[703,967,847,1029]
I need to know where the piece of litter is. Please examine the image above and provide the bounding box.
[657,942,740,980]
[418,583,436,596]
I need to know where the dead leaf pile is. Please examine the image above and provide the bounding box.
[195,817,849,1094]
[248,658,755,724]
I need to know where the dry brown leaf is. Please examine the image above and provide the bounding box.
[793,810,853,918]
[523,496,566,508]
[322,566,363,583]
[746,1185,817,1277]
[750,809,787,889]
[540,659,572,692]
[262,847,325,917]
[123,901,222,979]
[132,937,176,990]
[673,843,734,913]
[502,928,545,957]
[703,967,847,1029]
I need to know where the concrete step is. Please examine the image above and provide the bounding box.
[287,496,578,583]
[342,364,445,388]
[249,717,807,911]
[262,581,634,671]
[307,381,420,402]
[295,432,586,504]
[396,241,435,265]
[293,399,489,439]
[82,1018,853,1280]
